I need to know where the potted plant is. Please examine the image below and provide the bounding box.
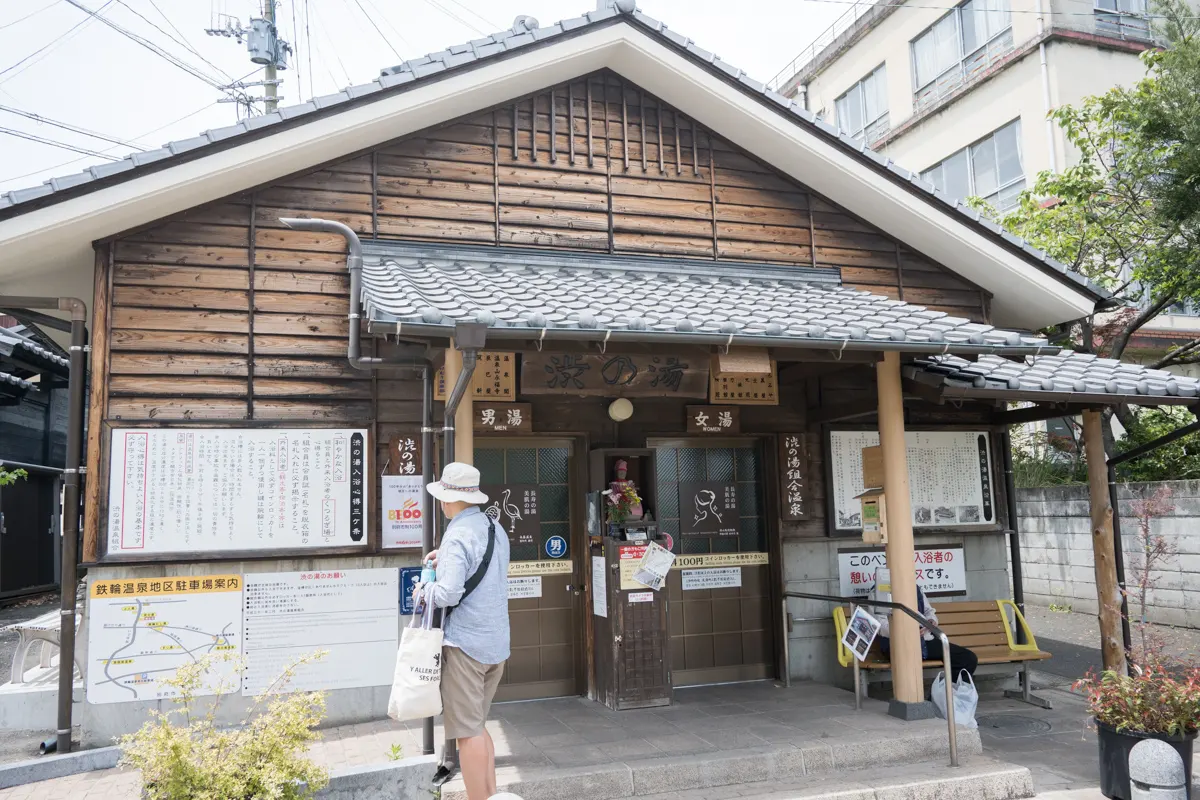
[1075,665,1198,799]
[120,651,330,800]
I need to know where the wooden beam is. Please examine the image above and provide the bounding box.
[82,244,112,562]
[808,397,879,425]
[1082,410,1128,675]
[900,377,945,405]
[991,404,1103,426]
[877,351,923,703]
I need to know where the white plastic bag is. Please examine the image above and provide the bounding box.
[931,670,978,729]
[387,603,443,722]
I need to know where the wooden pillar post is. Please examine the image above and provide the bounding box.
[876,351,924,704]
[1082,410,1128,675]
[443,343,475,464]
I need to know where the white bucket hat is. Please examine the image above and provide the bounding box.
[426,462,489,504]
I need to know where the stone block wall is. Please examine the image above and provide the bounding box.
[1016,481,1200,628]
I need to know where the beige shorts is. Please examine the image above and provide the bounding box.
[441,646,505,740]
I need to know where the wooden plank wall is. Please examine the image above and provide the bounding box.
[91,69,998,552]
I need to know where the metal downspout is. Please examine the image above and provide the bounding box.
[1037,0,1057,173]
[421,365,436,756]
[0,295,88,754]
[1001,430,1026,644]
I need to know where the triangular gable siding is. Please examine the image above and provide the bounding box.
[102,71,989,425]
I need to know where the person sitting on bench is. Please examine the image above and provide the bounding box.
[870,581,978,680]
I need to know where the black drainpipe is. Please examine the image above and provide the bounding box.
[1000,429,1026,645]
[1104,407,1200,659]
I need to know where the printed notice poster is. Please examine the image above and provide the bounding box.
[839,545,967,598]
[633,541,676,591]
[679,481,738,537]
[508,576,542,600]
[106,428,369,556]
[86,575,242,705]
[628,592,654,603]
[841,606,882,662]
[592,556,608,618]
[681,567,741,591]
[382,475,424,549]
[241,569,398,696]
[830,430,994,531]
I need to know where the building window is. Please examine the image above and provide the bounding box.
[911,0,1013,110]
[921,120,1024,210]
[1095,0,1152,40]
[835,65,889,142]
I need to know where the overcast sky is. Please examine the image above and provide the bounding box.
[0,0,846,195]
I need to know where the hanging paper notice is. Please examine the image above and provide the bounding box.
[592,556,608,618]
[632,541,676,591]
[382,476,424,549]
[841,606,882,662]
[106,428,369,556]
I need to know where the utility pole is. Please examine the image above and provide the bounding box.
[206,1,292,115]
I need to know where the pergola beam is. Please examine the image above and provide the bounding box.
[990,403,1104,426]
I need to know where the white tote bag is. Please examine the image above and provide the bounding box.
[931,670,979,729]
[387,603,443,722]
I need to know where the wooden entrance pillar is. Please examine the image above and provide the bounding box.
[876,351,924,705]
[1081,410,1128,675]
[443,343,475,464]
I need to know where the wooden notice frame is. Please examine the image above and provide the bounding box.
[822,424,1003,538]
[93,422,377,564]
[434,352,516,401]
[709,359,779,405]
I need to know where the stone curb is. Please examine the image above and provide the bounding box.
[442,727,984,800]
[0,745,121,790]
[315,755,440,799]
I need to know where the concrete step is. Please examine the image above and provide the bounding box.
[628,757,1033,800]
[442,725,984,800]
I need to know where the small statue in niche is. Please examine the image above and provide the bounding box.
[604,458,643,522]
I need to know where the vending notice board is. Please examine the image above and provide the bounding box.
[106,428,369,557]
[829,430,994,532]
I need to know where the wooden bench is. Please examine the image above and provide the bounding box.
[6,609,83,684]
[833,600,1052,708]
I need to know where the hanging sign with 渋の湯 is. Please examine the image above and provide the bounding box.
[520,353,709,397]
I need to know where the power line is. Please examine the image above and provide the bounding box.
[309,2,352,87]
[304,0,313,97]
[129,0,235,82]
[0,0,115,84]
[0,1,59,31]
[439,0,501,31]
[61,0,232,92]
[0,104,149,150]
[0,126,121,161]
[350,0,402,60]
[419,0,485,36]
[359,0,414,52]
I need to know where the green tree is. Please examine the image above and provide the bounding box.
[0,465,27,488]
[973,7,1200,458]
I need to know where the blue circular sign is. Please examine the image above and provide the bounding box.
[545,535,567,559]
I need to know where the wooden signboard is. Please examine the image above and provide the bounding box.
[709,359,779,405]
[685,405,740,434]
[780,433,809,521]
[714,347,771,375]
[388,434,422,476]
[434,352,516,401]
[521,353,709,398]
[475,403,532,433]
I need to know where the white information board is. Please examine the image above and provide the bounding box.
[508,576,542,600]
[681,567,742,591]
[837,545,967,598]
[241,569,399,696]
[106,428,369,556]
[382,475,424,549]
[86,575,243,705]
[830,430,995,531]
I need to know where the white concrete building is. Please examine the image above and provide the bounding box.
[772,0,1200,370]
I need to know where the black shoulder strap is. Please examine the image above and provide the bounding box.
[445,518,495,621]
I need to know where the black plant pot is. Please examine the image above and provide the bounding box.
[1096,719,1196,800]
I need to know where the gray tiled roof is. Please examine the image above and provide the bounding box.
[0,4,1105,301]
[359,245,1052,355]
[0,371,34,395]
[912,353,1200,403]
[0,328,70,372]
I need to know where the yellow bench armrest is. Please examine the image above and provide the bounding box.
[833,606,853,668]
[997,599,1040,652]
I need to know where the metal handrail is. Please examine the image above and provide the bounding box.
[784,590,959,767]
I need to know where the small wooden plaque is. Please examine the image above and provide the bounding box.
[475,402,532,433]
[434,352,517,402]
[709,359,778,405]
[387,435,422,476]
[714,347,771,375]
[780,433,809,521]
[861,445,884,490]
[685,405,740,434]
